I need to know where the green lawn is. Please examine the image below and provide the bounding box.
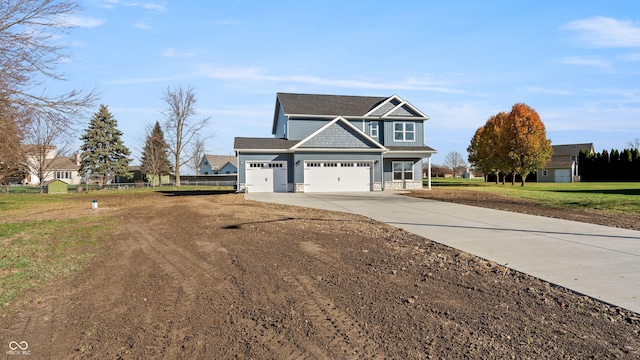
[0,193,116,306]
[426,178,640,214]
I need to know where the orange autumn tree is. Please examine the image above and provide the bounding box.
[468,112,509,183]
[468,104,551,186]
[503,103,552,186]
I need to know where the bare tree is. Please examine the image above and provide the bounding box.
[0,0,97,121]
[23,113,74,192]
[0,106,26,192]
[190,136,206,176]
[161,85,210,186]
[444,151,467,178]
[627,138,640,151]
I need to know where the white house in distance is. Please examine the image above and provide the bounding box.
[25,146,83,185]
[198,155,238,175]
[537,143,594,183]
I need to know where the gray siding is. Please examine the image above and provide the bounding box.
[273,106,287,137]
[237,153,293,183]
[288,118,329,140]
[370,99,400,116]
[389,105,419,117]
[299,122,372,148]
[382,158,422,182]
[383,120,424,147]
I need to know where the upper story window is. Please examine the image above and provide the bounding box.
[370,122,379,138]
[394,122,415,142]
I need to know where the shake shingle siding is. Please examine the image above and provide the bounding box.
[299,122,372,148]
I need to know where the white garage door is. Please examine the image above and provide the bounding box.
[245,162,288,192]
[304,161,371,192]
[555,169,571,183]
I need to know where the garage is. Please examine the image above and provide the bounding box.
[554,169,571,183]
[245,161,288,192]
[304,161,372,192]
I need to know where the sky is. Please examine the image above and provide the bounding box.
[48,0,640,170]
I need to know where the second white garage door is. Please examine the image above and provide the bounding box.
[304,161,372,192]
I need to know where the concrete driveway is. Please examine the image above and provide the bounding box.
[246,190,640,314]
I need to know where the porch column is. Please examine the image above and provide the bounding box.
[427,156,432,190]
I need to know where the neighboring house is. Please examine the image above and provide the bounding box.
[537,143,594,183]
[198,155,238,175]
[234,92,436,193]
[25,146,82,185]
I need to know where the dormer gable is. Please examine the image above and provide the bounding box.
[364,95,429,119]
[291,116,385,151]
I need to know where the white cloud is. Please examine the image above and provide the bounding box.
[563,16,640,48]
[124,2,168,13]
[101,0,167,13]
[60,15,105,28]
[622,53,640,61]
[524,86,573,96]
[195,65,463,93]
[161,48,196,58]
[214,20,242,26]
[559,56,610,69]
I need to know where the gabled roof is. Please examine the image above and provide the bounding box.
[364,94,428,118]
[202,155,237,170]
[276,93,387,117]
[552,143,594,156]
[291,116,385,151]
[544,161,574,169]
[45,157,80,171]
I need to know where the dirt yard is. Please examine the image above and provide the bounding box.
[1,190,639,359]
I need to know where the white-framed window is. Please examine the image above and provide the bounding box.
[542,170,548,176]
[393,161,414,181]
[370,122,379,137]
[394,122,415,141]
[55,171,71,179]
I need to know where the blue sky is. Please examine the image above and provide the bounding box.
[53,0,640,170]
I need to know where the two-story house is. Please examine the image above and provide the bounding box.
[198,155,238,175]
[234,93,436,192]
[537,143,594,183]
[25,146,83,185]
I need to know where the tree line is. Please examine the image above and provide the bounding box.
[0,0,210,191]
[579,148,640,181]
[467,103,552,186]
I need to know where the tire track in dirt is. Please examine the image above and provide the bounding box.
[125,224,230,356]
[280,270,385,359]
[1,301,55,357]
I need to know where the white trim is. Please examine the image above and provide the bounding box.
[290,116,387,150]
[363,95,429,119]
[393,121,416,142]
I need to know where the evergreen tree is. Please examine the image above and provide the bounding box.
[79,105,131,185]
[140,121,172,187]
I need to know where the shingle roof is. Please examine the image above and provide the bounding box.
[552,143,594,156]
[276,93,388,116]
[544,161,574,169]
[386,146,437,152]
[234,137,299,150]
[45,157,79,170]
[203,155,237,169]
